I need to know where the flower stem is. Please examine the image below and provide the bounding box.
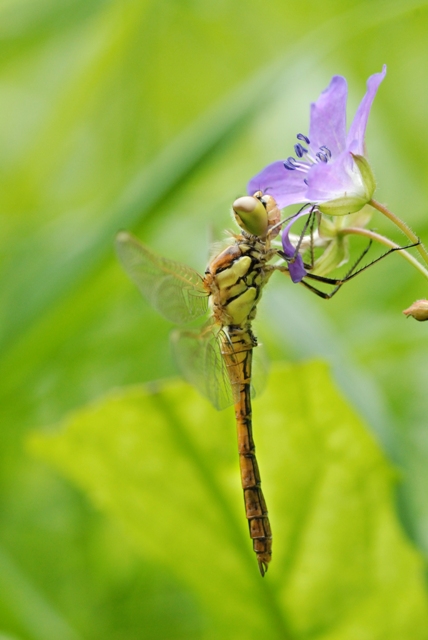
[341,227,428,281]
[369,198,428,266]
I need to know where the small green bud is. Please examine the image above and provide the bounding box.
[233,196,268,237]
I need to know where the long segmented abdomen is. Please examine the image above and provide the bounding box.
[222,329,272,576]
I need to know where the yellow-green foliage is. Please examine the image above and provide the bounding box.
[2,1,428,638]
[30,363,428,639]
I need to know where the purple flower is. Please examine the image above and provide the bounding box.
[248,66,386,216]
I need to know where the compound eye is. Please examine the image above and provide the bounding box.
[252,190,264,202]
[232,196,268,237]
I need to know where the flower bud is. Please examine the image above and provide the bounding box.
[403,299,428,321]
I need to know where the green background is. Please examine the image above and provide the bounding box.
[2,0,428,638]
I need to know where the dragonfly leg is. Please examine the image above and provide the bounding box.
[300,238,374,299]
[301,239,420,299]
[274,238,419,299]
[292,206,317,259]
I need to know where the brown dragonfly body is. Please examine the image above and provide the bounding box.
[116,191,282,576]
[204,234,275,574]
[116,188,412,575]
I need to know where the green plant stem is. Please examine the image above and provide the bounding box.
[341,227,428,281]
[369,198,428,266]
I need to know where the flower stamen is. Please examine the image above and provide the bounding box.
[319,145,332,159]
[316,152,328,163]
[296,133,310,144]
[284,134,332,174]
[294,143,308,158]
[283,157,306,171]
[247,66,386,216]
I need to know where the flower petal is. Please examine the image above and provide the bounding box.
[309,76,348,159]
[305,151,364,203]
[288,255,307,283]
[346,65,386,154]
[247,161,307,209]
[281,209,309,283]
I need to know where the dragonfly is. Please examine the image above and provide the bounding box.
[115,192,413,576]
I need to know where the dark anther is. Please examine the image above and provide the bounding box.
[284,157,298,170]
[316,152,328,163]
[319,145,332,159]
[303,178,309,185]
[294,143,307,158]
[297,133,310,144]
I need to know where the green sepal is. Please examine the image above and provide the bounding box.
[318,154,376,216]
[353,153,376,198]
[318,195,369,216]
[311,235,349,276]
[318,215,337,238]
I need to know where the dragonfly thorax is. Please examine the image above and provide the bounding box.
[205,234,272,328]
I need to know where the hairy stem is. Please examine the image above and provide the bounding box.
[341,227,428,281]
[369,199,428,266]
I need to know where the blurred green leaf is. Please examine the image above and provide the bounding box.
[3,0,428,637]
[0,545,81,640]
[29,362,428,639]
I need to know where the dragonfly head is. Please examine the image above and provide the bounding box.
[233,192,281,239]
[232,194,269,238]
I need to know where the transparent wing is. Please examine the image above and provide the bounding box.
[171,324,238,411]
[171,323,268,410]
[250,339,269,399]
[115,231,208,324]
